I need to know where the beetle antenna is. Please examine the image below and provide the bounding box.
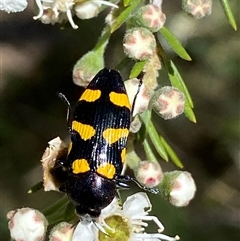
[57,92,72,133]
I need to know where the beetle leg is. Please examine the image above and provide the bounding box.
[116,175,159,194]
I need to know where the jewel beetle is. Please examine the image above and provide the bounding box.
[58,68,158,220]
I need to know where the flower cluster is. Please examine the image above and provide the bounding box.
[3,0,202,240]
[8,193,181,241]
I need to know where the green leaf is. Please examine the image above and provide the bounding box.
[28,181,43,193]
[123,0,132,7]
[140,111,168,161]
[159,136,184,168]
[159,27,192,61]
[143,138,159,163]
[220,0,237,30]
[184,101,197,123]
[157,42,196,122]
[64,201,76,222]
[42,196,69,217]
[110,0,143,33]
[129,61,147,78]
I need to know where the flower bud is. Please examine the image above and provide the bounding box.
[49,222,74,241]
[7,208,48,241]
[75,2,101,19]
[134,161,163,188]
[73,51,104,87]
[134,4,166,32]
[182,0,212,19]
[41,137,68,191]
[124,78,150,117]
[159,171,196,207]
[130,115,142,133]
[123,27,156,61]
[150,86,185,120]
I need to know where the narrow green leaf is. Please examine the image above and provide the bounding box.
[159,27,192,61]
[94,26,111,52]
[115,57,131,71]
[143,138,159,163]
[184,102,197,123]
[123,0,132,7]
[28,181,43,193]
[111,0,143,33]
[140,111,168,161]
[129,61,147,78]
[157,40,194,109]
[64,201,76,222]
[42,196,69,216]
[220,0,237,30]
[169,61,194,109]
[159,136,184,168]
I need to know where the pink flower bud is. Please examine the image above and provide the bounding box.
[41,137,68,191]
[123,27,156,61]
[135,161,163,188]
[182,0,212,19]
[49,222,74,241]
[160,171,196,207]
[130,115,142,133]
[124,78,150,117]
[135,4,166,32]
[7,208,48,241]
[72,51,104,87]
[150,86,185,119]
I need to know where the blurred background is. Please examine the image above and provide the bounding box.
[1,1,239,240]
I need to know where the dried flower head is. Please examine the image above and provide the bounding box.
[41,137,68,191]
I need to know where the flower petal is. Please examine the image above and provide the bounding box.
[123,192,151,216]
[72,222,96,241]
[0,0,27,13]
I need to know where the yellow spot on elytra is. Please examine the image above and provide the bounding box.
[72,121,96,141]
[109,92,130,109]
[72,159,90,174]
[79,89,101,102]
[97,163,116,179]
[121,148,126,163]
[102,128,129,145]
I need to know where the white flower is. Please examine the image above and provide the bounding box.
[34,0,78,29]
[34,0,118,29]
[0,0,27,13]
[72,192,180,241]
[7,208,48,241]
[169,171,196,207]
